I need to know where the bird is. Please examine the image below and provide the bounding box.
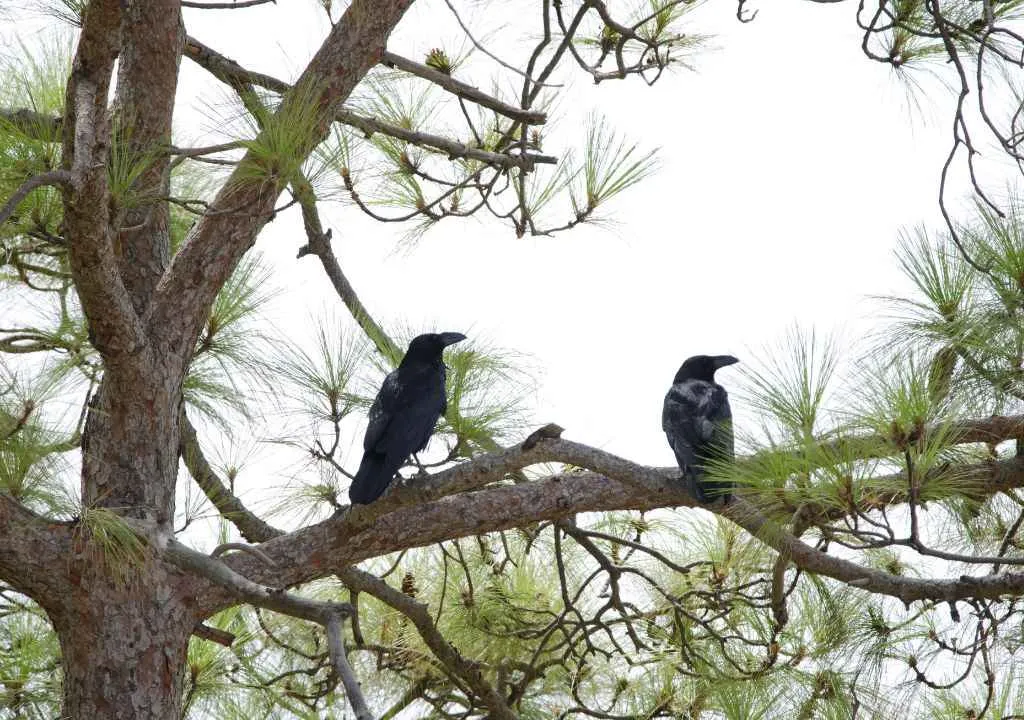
[348,332,467,505]
[662,354,739,503]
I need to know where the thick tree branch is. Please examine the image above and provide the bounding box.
[110,0,185,316]
[0,494,72,607]
[381,50,546,125]
[61,0,151,365]
[210,436,1024,612]
[150,0,417,368]
[179,410,1024,622]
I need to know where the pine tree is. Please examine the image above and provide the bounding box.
[2,1,1024,718]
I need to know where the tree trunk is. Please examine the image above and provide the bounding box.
[69,362,190,716]
[81,370,182,524]
[55,574,194,719]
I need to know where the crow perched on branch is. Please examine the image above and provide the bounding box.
[348,332,467,505]
[662,354,739,503]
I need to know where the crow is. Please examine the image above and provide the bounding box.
[662,354,739,503]
[348,332,467,505]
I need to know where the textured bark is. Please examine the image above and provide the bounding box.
[0,495,71,606]
[55,569,194,720]
[80,366,182,523]
[47,1,415,716]
[74,3,185,524]
[29,2,417,717]
[112,0,184,315]
[62,0,149,365]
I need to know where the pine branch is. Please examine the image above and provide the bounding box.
[0,107,62,139]
[183,35,556,170]
[166,535,374,719]
[164,539,353,624]
[777,414,1024,466]
[0,494,72,601]
[150,0,417,372]
[381,50,546,125]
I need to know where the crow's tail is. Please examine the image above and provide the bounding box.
[348,452,392,505]
[686,467,732,504]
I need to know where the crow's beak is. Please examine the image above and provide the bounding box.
[439,332,467,347]
[714,355,740,369]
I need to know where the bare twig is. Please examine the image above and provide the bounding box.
[441,0,562,87]
[325,613,373,720]
[211,542,278,566]
[0,171,74,227]
[192,622,236,646]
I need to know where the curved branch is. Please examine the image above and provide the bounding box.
[179,411,284,543]
[164,539,351,624]
[291,175,401,359]
[0,171,73,226]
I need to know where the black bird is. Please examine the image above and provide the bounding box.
[662,354,739,503]
[349,332,467,505]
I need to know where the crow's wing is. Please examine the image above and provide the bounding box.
[380,387,446,462]
[662,379,733,470]
[364,365,446,457]
[363,369,402,453]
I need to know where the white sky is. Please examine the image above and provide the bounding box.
[4,0,1005,495]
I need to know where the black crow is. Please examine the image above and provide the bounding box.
[662,354,739,503]
[348,332,467,505]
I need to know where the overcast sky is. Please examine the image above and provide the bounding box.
[4,0,1004,504]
